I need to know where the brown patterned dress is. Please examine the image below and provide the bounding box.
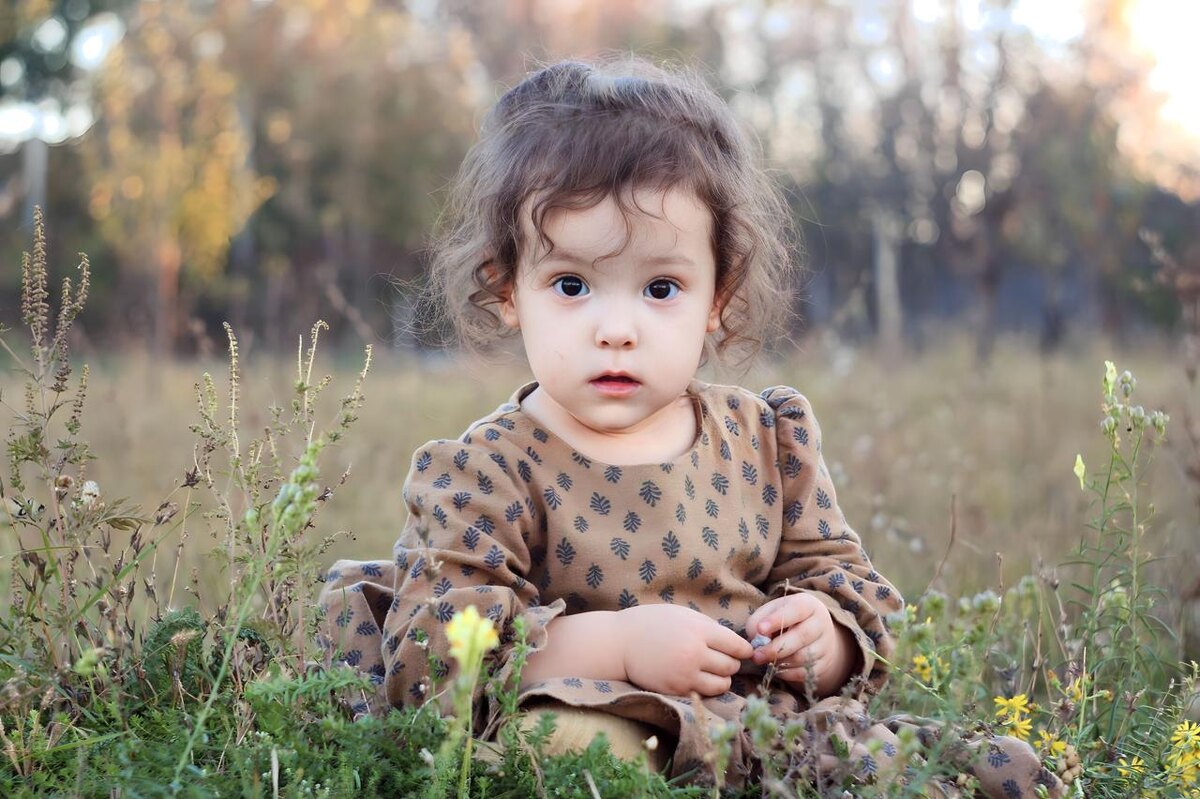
[318,379,1064,797]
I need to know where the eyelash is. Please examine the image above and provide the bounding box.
[551,275,681,301]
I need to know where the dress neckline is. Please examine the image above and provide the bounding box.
[502,378,711,470]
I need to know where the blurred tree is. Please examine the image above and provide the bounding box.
[0,0,134,102]
[207,0,484,350]
[80,0,274,354]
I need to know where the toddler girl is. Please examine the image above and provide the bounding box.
[319,56,1064,797]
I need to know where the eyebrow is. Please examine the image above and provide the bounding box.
[540,250,698,269]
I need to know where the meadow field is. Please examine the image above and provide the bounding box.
[2,322,1198,796]
[7,332,1191,621]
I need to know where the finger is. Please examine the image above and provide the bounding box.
[694,671,732,697]
[706,624,754,660]
[755,624,820,665]
[749,593,820,639]
[743,596,789,641]
[699,648,742,677]
[775,664,821,685]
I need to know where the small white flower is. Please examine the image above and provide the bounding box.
[80,480,101,509]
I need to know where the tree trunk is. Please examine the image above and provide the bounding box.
[154,239,182,357]
[872,208,904,359]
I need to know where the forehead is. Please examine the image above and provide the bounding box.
[521,186,713,263]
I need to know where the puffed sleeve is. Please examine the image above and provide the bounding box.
[759,386,905,695]
[380,438,565,730]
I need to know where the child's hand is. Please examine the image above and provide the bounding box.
[745,592,858,697]
[618,604,755,697]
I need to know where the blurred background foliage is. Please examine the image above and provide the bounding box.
[0,0,1197,361]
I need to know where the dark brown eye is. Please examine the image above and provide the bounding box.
[553,276,588,297]
[645,280,679,300]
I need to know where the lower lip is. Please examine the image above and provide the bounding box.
[591,378,641,397]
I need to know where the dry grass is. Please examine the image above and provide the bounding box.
[3,331,1193,619]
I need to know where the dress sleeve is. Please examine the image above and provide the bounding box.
[382,438,565,730]
[759,386,905,695]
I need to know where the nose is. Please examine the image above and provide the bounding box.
[594,306,637,349]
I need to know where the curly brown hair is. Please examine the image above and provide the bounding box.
[422,54,801,371]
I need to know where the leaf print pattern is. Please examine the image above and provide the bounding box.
[555,537,576,566]
[453,449,469,470]
[705,498,719,518]
[711,472,730,495]
[661,531,681,558]
[604,465,622,484]
[638,559,657,584]
[639,480,662,507]
[462,527,480,551]
[556,472,573,491]
[585,563,603,588]
[609,537,631,560]
[543,486,563,510]
[589,492,611,516]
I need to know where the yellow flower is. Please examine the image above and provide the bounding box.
[1073,454,1086,490]
[1065,675,1086,703]
[1173,721,1200,750]
[912,654,933,683]
[994,693,1031,721]
[1117,756,1146,777]
[444,605,499,666]
[1001,714,1032,741]
[1036,728,1067,757]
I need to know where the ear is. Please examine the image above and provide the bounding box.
[705,291,725,334]
[482,260,520,329]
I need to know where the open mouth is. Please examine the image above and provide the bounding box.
[591,375,641,393]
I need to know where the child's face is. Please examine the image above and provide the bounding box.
[499,186,722,438]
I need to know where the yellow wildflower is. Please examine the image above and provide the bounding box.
[445,605,499,666]
[1173,721,1200,750]
[994,693,1031,721]
[912,654,933,683]
[1117,756,1146,777]
[1001,714,1032,741]
[1036,728,1066,757]
[1065,675,1086,703]
[1073,454,1086,490]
